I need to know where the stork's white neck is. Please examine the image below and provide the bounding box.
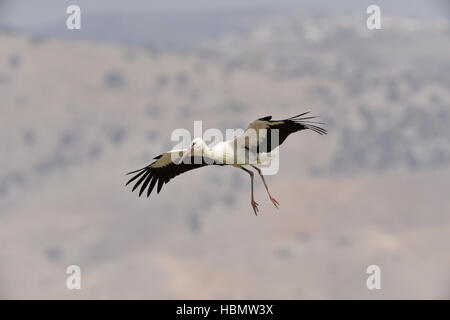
[200,140,215,159]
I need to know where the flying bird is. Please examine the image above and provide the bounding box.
[126,112,327,215]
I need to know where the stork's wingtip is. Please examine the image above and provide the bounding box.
[126,168,141,175]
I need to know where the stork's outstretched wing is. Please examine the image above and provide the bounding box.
[126,150,215,197]
[233,112,327,153]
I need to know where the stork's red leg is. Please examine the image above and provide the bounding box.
[240,166,259,215]
[251,165,279,209]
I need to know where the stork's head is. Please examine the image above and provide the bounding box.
[190,137,205,153]
[178,138,206,164]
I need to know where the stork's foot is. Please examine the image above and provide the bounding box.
[251,200,259,216]
[269,196,280,209]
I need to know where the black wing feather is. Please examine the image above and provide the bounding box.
[147,176,158,197]
[156,176,165,194]
[139,173,153,197]
[132,171,150,192]
[257,112,327,152]
[125,169,147,186]
[126,154,216,197]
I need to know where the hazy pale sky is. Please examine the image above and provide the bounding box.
[0,0,447,28]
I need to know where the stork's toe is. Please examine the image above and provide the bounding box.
[270,196,280,209]
[251,200,259,216]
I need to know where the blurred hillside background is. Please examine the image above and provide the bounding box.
[0,0,449,299]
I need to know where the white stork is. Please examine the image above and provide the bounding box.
[126,112,326,215]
